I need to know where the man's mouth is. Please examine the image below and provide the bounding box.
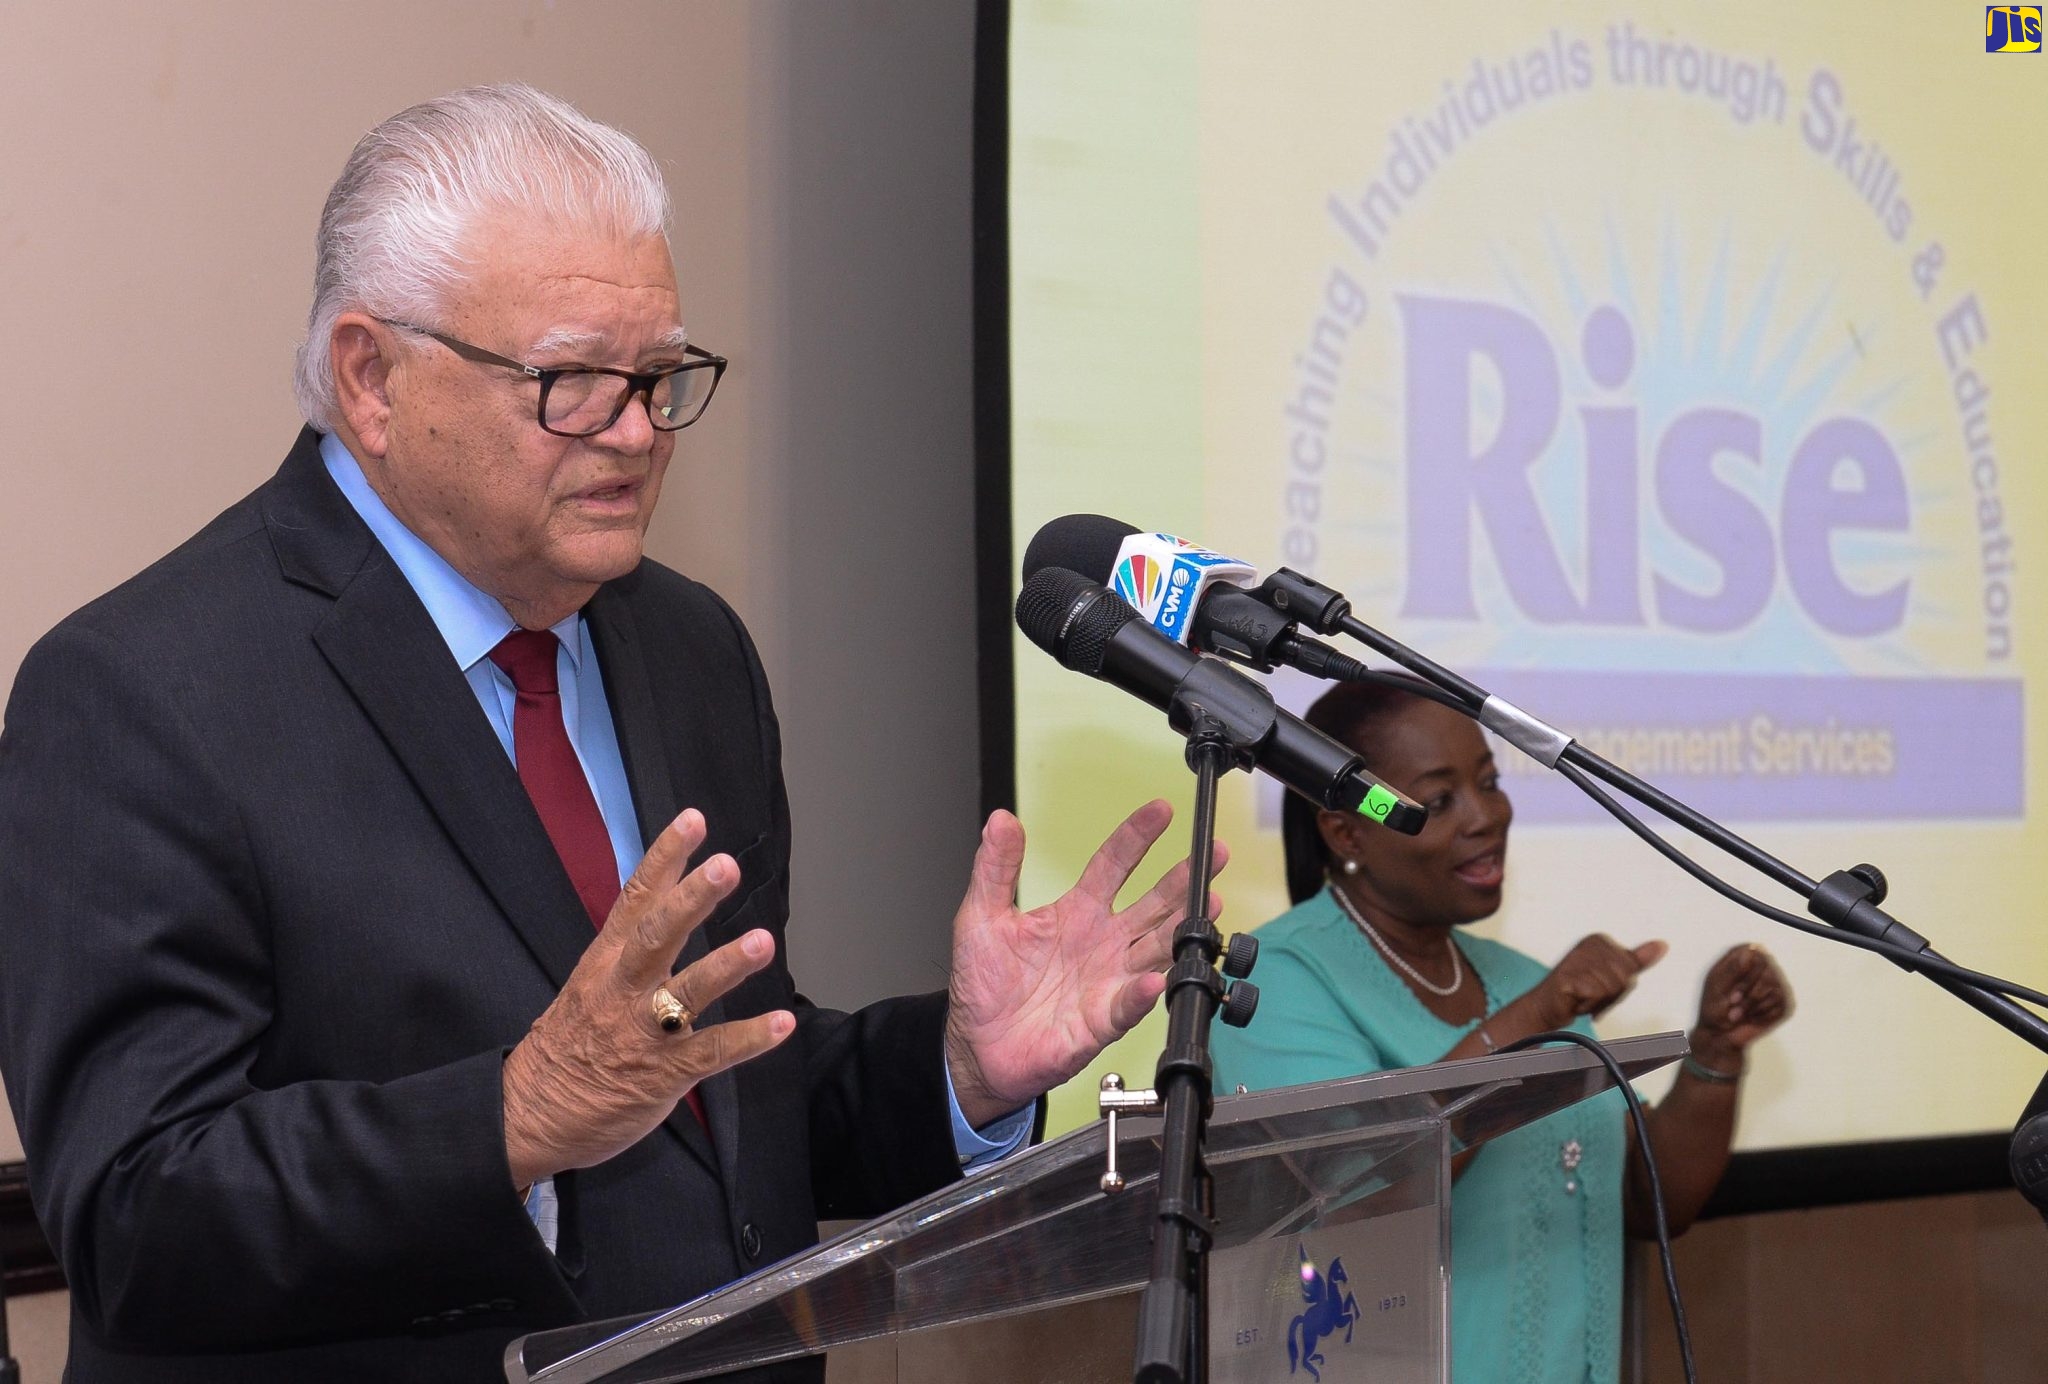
[1454,850,1504,889]
[575,478,643,506]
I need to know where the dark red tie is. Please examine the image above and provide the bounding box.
[490,630,619,932]
[490,630,708,1127]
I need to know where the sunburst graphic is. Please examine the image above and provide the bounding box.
[1334,217,1949,681]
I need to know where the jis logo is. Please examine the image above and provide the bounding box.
[1987,6,2042,52]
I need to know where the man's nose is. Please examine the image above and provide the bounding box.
[593,386,659,450]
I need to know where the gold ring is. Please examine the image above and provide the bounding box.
[651,986,694,1033]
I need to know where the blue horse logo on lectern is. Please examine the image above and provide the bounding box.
[1287,1246,1360,1380]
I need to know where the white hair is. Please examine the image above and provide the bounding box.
[292,84,672,429]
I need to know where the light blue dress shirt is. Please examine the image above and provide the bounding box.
[319,435,1028,1252]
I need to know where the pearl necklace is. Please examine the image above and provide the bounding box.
[1331,885,1465,998]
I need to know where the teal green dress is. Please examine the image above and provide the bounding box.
[1210,888,1624,1384]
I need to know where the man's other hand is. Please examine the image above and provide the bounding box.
[501,808,793,1187]
[942,801,1228,1129]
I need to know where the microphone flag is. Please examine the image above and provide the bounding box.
[1108,532,1259,646]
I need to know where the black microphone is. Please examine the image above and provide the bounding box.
[1021,513,1374,681]
[1015,567,1426,835]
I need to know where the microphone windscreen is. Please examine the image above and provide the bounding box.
[1021,513,1139,585]
[1014,567,1133,675]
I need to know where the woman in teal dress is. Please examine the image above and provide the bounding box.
[1210,680,1793,1384]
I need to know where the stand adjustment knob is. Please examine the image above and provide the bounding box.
[1219,980,1260,1028]
[1222,932,1258,979]
[1849,863,1888,904]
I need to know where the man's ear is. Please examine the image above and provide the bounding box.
[331,313,396,457]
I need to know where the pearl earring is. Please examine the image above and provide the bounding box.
[1342,858,1360,876]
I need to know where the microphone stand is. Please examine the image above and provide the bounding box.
[1253,569,2048,1195]
[1133,707,1261,1384]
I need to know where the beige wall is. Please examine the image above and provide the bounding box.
[2,2,977,1375]
[1,0,773,677]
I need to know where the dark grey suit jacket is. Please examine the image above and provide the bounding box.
[0,429,961,1382]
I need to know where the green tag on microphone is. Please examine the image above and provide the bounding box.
[1360,784,1427,836]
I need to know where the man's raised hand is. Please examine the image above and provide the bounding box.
[501,809,793,1187]
[943,800,1228,1130]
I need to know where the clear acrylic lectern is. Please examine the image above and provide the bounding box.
[506,1032,1685,1384]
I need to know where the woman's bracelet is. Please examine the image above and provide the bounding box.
[1475,1023,1498,1053]
[1681,1052,1742,1084]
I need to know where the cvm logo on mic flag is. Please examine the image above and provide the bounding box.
[1111,532,1261,644]
[1111,553,1169,613]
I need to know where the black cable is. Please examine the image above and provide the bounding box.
[1554,760,2048,1010]
[1348,667,1473,715]
[1560,747,1816,898]
[1497,1030,1698,1384]
[1333,612,1491,710]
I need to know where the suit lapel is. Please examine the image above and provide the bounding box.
[265,429,596,991]
[313,559,598,993]
[586,584,735,1180]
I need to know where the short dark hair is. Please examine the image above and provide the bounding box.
[1279,675,1448,904]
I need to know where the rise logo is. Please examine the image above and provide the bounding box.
[1397,295,1908,638]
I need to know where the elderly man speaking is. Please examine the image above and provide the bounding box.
[0,86,1214,1383]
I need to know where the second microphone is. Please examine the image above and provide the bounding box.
[1015,566,1427,835]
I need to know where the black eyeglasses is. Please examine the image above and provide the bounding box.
[377,319,726,437]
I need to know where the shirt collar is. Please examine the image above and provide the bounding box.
[319,432,582,671]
